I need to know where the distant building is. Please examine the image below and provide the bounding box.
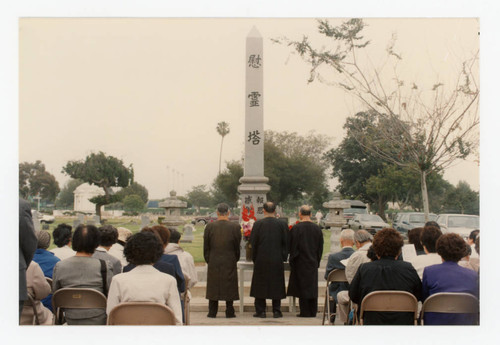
[73,183,121,213]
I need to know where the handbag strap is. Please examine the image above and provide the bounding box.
[99,259,108,296]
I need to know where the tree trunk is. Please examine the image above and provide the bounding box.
[95,203,102,218]
[218,136,225,175]
[377,196,386,221]
[421,170,430,221]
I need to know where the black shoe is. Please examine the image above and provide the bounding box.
[253,312,266,318]
[296,314,315,318]
[207,313,216,318]
[273,311,283,318]
[226,313,236,318]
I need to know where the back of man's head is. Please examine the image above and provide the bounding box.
[216,203,230,215]
[420,225,442,253]
[424,220,440,230]
[263,201,276,214]
[169,228,182,244]
[340,229,355,245]
[98,225,118,247]
[354,229,373,244]
[299,205,312,216]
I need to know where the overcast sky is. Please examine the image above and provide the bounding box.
[18,17,480,199]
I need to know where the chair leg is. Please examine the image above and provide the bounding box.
[322,293,328,325]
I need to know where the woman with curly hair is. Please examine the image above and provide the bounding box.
[349,228,422,325]
[106,232,182,325]
[422,233,479,325]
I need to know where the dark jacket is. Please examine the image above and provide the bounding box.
[324,246,355,301]
[204,220,242,301]
[250,217,288,299]
[349,257,422,325]
[286,221,323,298]
[19,199,37,303]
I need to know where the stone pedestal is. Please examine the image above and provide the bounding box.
[158,190,187,231]
[323,192,350,254]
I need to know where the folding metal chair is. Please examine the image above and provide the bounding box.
[321,269,348,325]
[107,302,177,325]
[24,294,41,325]
[420,292,479,325]
[51,288,107,325]
[183,277,191,325]
[359,290,419,325]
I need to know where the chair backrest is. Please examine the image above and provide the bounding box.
[107,302,177,325]
[326,269,347,284]
[421,292,479,324]
[52,288,107,325]
[359,290,419,325]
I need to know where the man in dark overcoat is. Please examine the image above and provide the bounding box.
[287,205,324,317]
[249,201,288,318]
[203,203,242,318]
[19,198,37,321]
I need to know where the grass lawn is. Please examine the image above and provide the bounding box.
[45,217,332,263]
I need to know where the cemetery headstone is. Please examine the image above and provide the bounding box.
[140,215,150,230]
[181,224,195,243]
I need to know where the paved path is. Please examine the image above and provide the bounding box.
[188,310,340,326]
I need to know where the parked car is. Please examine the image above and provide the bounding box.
[436,214,480,239]
[394,212,438,238]
[191,212,239,225]
[31,210,55,224]
[319,199,368,229]
[348,214,390,234]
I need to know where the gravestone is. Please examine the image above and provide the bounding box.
[237,27,271,260]
[140,215,150,230]
[181,224,195,243]
[32,210,41,232]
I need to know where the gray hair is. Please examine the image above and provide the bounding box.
[340,229,355,242]
[354,229,373,243]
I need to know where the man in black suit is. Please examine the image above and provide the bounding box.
[324,229,355,323]
[19,198,38,321]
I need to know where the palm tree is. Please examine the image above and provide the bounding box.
[216,121,230,174]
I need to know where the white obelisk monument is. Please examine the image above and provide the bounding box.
[238,27,270,225]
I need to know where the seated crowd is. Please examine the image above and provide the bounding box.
[21,217,479,326]
[20,222,195,326]
[326,224,480,325]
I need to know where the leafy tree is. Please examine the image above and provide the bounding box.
[186,185,213,214]
[62,151,133,217]
[212,131,330,210]
[443,181,479,214]
[19,160,60,203]
[277,18,479,220]
[216,121,230,174]
[56,179,84,209]
[212,160,244,207]
[116,181,149,204]
[122,194,145,213]
[324,111,385,202]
